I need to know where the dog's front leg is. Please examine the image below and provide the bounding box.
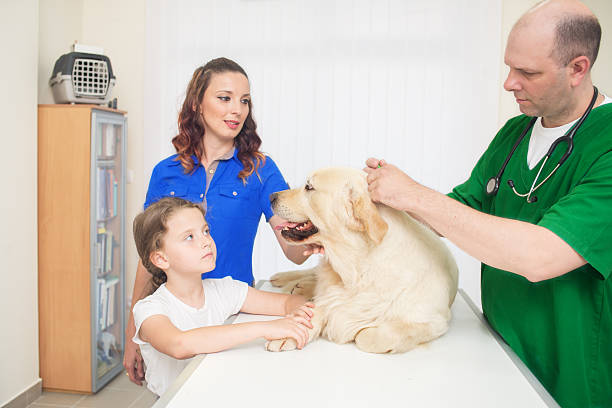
[265,308,324,352]
[269,268,317,300]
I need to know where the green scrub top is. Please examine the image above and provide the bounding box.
[448,104,612,408]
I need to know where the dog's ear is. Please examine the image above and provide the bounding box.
[346,187,388,244]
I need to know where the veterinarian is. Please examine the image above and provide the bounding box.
[364,1,611,407]
[124,57,321,385]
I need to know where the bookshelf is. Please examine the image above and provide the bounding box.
[38,105,126,393]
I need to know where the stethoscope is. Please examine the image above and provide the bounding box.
[485,86,599,204]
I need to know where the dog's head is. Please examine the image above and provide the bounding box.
[270,168,388,247]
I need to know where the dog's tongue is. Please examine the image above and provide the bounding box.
[274,222,300,231]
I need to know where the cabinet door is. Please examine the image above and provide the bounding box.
[90,109,126,392]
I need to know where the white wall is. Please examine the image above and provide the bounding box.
[589,0,612,94]
[144,0,502,306]
[0,1,40,405]
[38,0,146,309]
[38,0,83,105]
[141,0,612,310]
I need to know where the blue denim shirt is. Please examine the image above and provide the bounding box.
[144,149,289,284]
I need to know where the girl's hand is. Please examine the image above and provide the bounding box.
[263,316,311,349]
[284,294,313,316]
[287,302,314,328]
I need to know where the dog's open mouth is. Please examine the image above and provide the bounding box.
[275,220,319,242]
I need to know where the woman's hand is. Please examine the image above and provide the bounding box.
[302,243,325,256]
[123,336,145,385]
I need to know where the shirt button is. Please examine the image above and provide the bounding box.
[170,191,175,196]
[200,193,204,198]
[209,169,215,174]
[232,191,237,196]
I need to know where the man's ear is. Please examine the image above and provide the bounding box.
[345,186,388,244]
[150,250,170,270]
[568,55,591,87]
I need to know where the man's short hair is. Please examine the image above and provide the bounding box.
[552,14,601,68]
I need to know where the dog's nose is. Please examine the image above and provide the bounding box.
[269,192,278,206]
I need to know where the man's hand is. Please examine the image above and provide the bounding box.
[363,157,421,212]
[123,330,145,385]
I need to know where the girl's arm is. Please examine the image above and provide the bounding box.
[240,286,313,318]
[139,313,310,359]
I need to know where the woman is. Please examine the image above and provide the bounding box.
[124,57,320,384]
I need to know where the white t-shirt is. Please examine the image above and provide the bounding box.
[527,94,612,169]
[132,277,248,396]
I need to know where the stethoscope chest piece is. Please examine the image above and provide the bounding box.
[486,177,499,195]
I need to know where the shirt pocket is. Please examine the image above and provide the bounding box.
[216,183,259,220]
[161,184,204,205]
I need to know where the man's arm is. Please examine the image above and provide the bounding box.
[364,159,586,282]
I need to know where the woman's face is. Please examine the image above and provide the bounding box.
[199,71,251,142]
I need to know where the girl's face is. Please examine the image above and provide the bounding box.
[155,207,216,276]
[199,71,251,142]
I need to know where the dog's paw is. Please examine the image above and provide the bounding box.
[269,272,296,288]
[289,281,315,299]
[265,338,298,352]
[354,326,397,354]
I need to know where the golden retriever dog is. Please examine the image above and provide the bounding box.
[266,167,458,354]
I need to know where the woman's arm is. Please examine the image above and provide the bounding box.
[139,312,311,359]
[269,215,324,264]
[123,260,153,384]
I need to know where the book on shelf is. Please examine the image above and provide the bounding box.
[96,168,118,220]
[97,276,120,331]
[95,228,115,276]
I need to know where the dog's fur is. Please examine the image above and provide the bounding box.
[267,167,458,354]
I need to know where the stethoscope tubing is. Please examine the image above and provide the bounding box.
[486,117,537,195]
[485,86,599,201]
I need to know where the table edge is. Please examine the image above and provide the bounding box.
[458,289,560,408]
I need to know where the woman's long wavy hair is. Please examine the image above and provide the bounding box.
[133,197,207,296]
[172,57,265,181]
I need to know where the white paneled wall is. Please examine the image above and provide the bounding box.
[144,0,503,306]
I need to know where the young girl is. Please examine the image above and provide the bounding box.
[132,197,314,396]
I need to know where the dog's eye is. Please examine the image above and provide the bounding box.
[305,183,314,191]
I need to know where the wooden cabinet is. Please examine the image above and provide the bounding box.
[38,104,126,393]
